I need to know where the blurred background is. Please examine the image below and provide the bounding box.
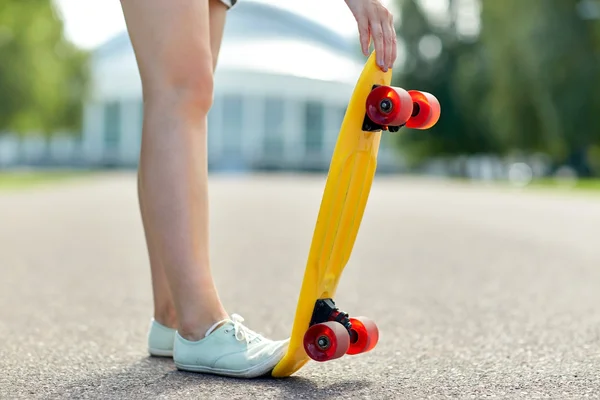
[1,0,599,187]
[2,2,600,397]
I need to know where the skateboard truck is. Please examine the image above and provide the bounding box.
[308,298,367,349]
[308,298,352,331]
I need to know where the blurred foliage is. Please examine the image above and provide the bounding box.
[0,0,89,136]
[392,0,600,176]
[0,170,91,190]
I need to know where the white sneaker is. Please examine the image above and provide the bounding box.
[173,314,289,378]
[147,318,176,357]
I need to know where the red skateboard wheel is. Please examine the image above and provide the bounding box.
[365,86,414,127]
[303,321,350,362]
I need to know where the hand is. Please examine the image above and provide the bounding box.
[344,0,397,71]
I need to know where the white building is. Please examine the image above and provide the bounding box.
[81,1,402,171]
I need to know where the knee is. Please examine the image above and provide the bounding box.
[143,57,214,115]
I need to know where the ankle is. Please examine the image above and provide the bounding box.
[154,304,178,330]
[178,314,228,342]
[178,326,208,342]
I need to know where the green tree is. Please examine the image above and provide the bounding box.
[0,0,89,136]
[480,0,600,167]
[392,0,600,176]
[391,0,495,167]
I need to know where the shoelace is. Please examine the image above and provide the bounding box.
[204,314,266,343]
[229,314,263,343]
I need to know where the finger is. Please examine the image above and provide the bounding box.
[382,12,396,69]
[382,16,395,68]
[391,43,397,69]
[370,19,385,70]
[390,14,398,68]
[357,16,370,56]
[390,23,397,68]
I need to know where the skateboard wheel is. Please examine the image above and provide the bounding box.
[405,90,441,130]
[303,321,350,362]
[365,86,413,127]
[347,316,379,355]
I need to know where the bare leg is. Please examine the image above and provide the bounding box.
[122,0,227,341]
[126,0,289,376]
[208,0,228,70]
[136,0,227,331]
[138,174,177,328]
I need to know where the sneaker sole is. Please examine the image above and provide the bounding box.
[149,348,174,357]
[174,349,285,379]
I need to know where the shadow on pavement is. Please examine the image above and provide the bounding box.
[43,357,372,399]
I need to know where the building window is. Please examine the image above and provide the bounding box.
[338,106,347,127]
[263,97,284,155]
[207,96,222,157]
[221,94,243,156]
[103,101,121,150]
[304,101,324,154]
[207,98,219,132]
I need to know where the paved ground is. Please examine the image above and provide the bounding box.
[1,173,599,399]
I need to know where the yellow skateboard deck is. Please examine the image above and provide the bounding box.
[271,50,440,378]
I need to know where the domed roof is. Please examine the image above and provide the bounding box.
[217,38,364,83]
[223,1,356,56]
[93,0,364,83]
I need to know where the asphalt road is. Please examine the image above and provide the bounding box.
[1,173,599,399]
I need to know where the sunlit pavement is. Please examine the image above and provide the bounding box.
[1,172,599,399]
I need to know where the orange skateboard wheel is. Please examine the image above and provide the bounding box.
[347,316,380,355]
[405,90,441,129]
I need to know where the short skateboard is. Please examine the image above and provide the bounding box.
[271,50,441,378]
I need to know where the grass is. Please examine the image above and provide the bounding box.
[451,177,600,197]
[0,170,92,191]
[526,178,600,191]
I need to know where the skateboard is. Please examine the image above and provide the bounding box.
[271,50,441,378]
